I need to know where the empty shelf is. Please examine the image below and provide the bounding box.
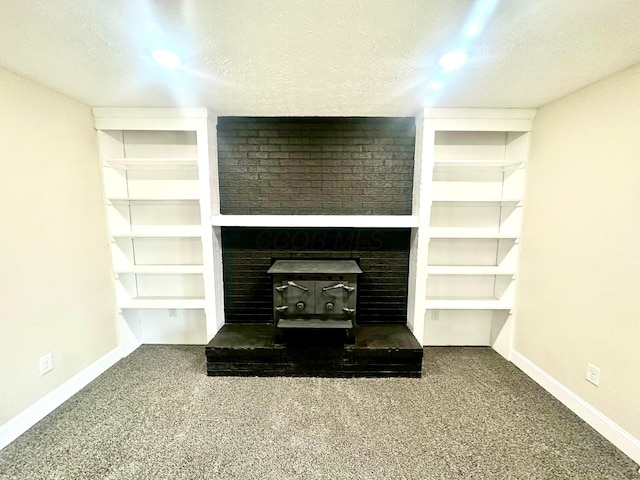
[425,298,513,310]
[103,157,198,169]
[114,265,204,274]
[110,226,202,238]
[118,297,206,309]
[426,266,516,275]
[429,228,519,239]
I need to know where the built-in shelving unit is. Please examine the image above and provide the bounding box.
[408,109,535,359]
[94,108,223,352]
[93,108,533,360]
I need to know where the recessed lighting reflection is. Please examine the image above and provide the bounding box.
[429,81,445,90]
[466,22,481,37]
[438,51,467,71]
[151,49,182,69]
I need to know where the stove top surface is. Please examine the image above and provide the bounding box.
[267,259,362,275]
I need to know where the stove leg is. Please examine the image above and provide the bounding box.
[274,326,285,345]
[345,328,355,344]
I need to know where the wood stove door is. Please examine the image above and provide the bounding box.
[315,281,347,315]
[281,280,315,316]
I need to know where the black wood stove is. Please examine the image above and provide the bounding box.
[267,259,362,334]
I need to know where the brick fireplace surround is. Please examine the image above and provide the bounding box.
[205,117,424,377]
[216,117,415,216]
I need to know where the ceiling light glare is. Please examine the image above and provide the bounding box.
[438,51,468,71]
[466,22,481,38]
[151,49,182,69]
[429,81,445,90]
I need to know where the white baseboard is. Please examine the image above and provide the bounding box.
[0,347,122,451]
[511,350,640,465]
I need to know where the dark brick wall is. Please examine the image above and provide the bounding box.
[217,117,415,215]
[222,228,410,324]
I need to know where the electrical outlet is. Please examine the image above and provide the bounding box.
[168,309,177,317]
[39,353,53,375]
[585,363,600,386]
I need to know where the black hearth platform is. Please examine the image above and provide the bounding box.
[205,324,423,377]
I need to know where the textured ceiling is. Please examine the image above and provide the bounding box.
[0,0,639,116]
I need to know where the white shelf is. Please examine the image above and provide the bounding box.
[431,198,521,205]
[433,159,523,169]
[114,265,205,274]
[429,228,519,239]
[426,266,516,275]
[110,226,203,238]
[211,214,419,228]
[425,298,513,310]
[103,157,198,169]
[118,297,206,309]
[107,195,200,202]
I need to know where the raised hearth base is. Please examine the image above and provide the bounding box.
[205,324,423,377]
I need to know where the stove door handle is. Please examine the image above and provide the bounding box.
[284,280,309,292]
[322,283,355,292]
[276,281,309,292]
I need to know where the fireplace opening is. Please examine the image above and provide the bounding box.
[221,227,410,325]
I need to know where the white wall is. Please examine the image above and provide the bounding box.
[0,68,118,427]
[515,63,640,453]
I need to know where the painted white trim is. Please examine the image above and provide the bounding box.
[211,214,419,228]
[201,117,225,341]
[511,350,640,464]
[93,107,210,118]
[423,108,537,120]
[92,108,211,131]
[406,115,434,344]
[422,108,535,132]
[0,347,123,451]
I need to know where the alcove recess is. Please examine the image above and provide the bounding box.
[410,109,535,358]
[94,108,535,359]
[93,108,222,355]
[214,117,416,326]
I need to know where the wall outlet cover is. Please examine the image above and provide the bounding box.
[39,353,53,375]
[585,363,600,386]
